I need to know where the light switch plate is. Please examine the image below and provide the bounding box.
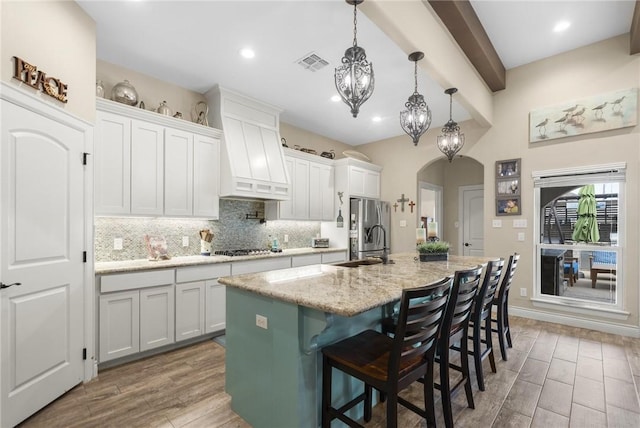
[182,236,189,247]
[513,219,527,228]
[492,219,502,228]
[400,220,407,227]
[517,232,525,241]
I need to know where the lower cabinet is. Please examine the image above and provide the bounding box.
[175,282,206,341]
[99,290,140,362]
[140,285,175,351]
[206,280,226,333]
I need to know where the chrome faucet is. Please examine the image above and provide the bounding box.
[365,224,389,264]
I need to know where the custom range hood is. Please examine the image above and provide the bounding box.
[205,85,290,200]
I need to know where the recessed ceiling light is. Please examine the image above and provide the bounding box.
[553,21,571,33]
[330,95,341,102]
[240,48,255,59]
[372,116,382,122]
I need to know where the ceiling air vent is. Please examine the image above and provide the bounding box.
[296,52,329,72]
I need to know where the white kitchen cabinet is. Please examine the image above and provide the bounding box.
[99,290,140,362]
[130,120,164,215]
[95,111,131,215]
[99,269,175,363]
[139,285,175,352]
[95,99,222,218]
[175,282,206,341]
[266,149,334,221]
[193,135,221,218]
[232,257,292,275]
[177,264,230,335]
[309,161,334,220]
[206,280,226,333]
[334,158,382,200]
[164,128,193,217]
[321,251,348,264]
[291,254,322,267]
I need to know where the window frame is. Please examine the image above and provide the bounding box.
[532,163,626,315]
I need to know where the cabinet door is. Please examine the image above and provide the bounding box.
[175,281,205,341]
[99,290,140,362]
[292,158,310,219]
[95,111,131,215]
[193,135,220,218]
[131,120,164,215]
[205,280,226,333]
[364,170,380,199]
[310,163,334,220]
[349,166,366,197]
[164,128,193,216]
[278,157,296,219]
[140,285,175,351]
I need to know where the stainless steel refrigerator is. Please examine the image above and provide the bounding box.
[349,198,391,260]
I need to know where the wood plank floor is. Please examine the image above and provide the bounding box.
[19,316,640,427]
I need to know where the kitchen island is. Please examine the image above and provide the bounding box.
[218,253,495,428]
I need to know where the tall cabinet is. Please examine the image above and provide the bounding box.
[95,98,222,218]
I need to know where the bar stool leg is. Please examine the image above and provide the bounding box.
[321,356,331,428]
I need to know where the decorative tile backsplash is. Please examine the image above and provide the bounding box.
[95,199,321,262]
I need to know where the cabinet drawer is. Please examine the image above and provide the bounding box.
[100,269,175,293]
[176,263,231,283]
[291,254,322,267]
[232,257,291,275]
[322,251,347,264]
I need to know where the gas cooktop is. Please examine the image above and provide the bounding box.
[214,249,278,257]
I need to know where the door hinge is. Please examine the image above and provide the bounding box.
[83,348,87,360]
[82,152,91,165]
[83,251,87,263]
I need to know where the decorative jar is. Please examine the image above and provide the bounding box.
[111,80,138,106]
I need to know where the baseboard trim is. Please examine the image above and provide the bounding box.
[509,306,640,338]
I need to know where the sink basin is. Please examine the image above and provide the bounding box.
[333,258,383,268]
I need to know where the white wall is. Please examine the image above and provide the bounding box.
[360,35,640,328]
[1,0,96,122]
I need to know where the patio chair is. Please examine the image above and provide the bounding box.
[589,251,616,288]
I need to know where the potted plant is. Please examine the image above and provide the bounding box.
[416,241,450,262]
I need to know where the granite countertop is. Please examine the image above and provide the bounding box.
[218,253,496,317]
[94,247,347,275]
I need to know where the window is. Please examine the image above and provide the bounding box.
[533,164,624,312]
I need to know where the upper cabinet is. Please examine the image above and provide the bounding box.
[334,158,381,199]
[95,99,222,218]
[265,148,334,221]
[205,86,290,201]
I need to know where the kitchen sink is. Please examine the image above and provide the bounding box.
[333,258,383,268]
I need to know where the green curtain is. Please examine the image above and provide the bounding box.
[571,184,600,243]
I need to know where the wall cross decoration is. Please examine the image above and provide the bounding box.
[409,200,416,213]
[393,203,398,212]
[397,194,409,212]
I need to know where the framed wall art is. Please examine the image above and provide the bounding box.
[529,87,638,143]
[496,158,521,216]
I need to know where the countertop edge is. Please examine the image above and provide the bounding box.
[95,247,348,275]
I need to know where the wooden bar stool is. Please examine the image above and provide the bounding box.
[435,265,483,428]
[321,277,452,428]
[467,258,505,391]
[491,254,520,361]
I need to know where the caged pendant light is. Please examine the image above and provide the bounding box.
[399,51,431,146]
[437,88,465,162]
[334,0,374,118]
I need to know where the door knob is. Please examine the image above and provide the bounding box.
[0,282,21,289]
[464,243,471,247]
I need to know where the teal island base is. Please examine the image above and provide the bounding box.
[226,287,388,428]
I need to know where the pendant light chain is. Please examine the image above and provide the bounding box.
[352,3,358,47]
[413,61,418,93]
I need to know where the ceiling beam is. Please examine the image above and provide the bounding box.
[427,0,505,92]
[631,0,640,55]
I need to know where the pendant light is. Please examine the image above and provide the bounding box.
[437,88,465,162]
[334,0,374,118]
[399,51,431,146]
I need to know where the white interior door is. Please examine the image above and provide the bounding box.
[461,186,484,256]
[1,100,85,427]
